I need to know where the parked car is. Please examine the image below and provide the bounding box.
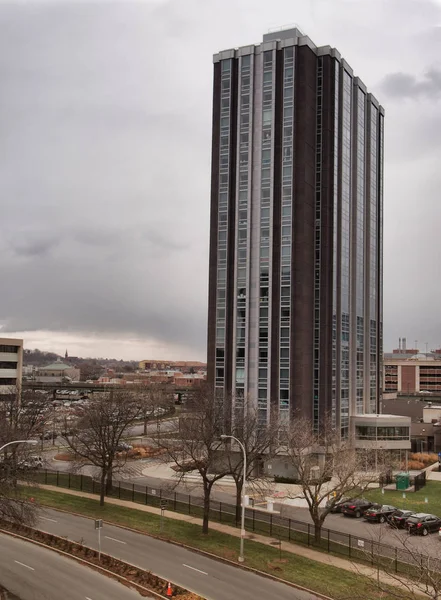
[116,442,133,452]
[18,456,43,470]
[325,496,354,514]
[341,499,373,518]
[406,513,441,535]
[39,431,57,441]
[389,509,416,529]
[363,504,398,523]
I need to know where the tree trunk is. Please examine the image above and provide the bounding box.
[235,480,243,524]
[99,469,106,506]
[143,416,148,435]
[202,481,211,534]
[313,518,323,544]
[105,465,113,495]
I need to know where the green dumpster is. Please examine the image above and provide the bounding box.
[396,473,410,490]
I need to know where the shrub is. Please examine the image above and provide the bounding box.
[406,460,425,470]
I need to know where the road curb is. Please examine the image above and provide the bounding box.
[0,526,174,600]
[40,504,333,600]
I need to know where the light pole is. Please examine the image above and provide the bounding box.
[0,440,38,453]
[220,434,246,563]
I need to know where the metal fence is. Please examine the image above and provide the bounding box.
[32,469,440,576]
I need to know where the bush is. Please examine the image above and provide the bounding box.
[408,453,439,468]
[274,475,300,484]
[406,460,425,470]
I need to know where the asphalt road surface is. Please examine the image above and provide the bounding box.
[0,533,146,600]
[36,508,321,600]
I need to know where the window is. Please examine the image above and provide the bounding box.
[260,247,269,258]
[263,110,272,125]
[261,207,270,219]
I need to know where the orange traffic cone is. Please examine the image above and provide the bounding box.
[166,582,173,597]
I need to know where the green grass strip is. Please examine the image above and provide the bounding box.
[26,487,420,600]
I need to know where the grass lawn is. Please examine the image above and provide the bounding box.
[24,487,419,600]
[365,480,441,515]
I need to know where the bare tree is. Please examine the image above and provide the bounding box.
[156,387,229,534]
[0,387,46,526]
[137,384,174,435]
[64,389,140,506]
[222,401,278,521]
[352,525,441,600]
[284,416,377,543]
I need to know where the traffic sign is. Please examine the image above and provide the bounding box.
[95,519,103,529]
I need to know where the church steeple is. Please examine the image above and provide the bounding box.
[65,349,68,360]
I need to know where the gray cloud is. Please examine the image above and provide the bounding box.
[1,0,441,358]
[381,68,441,99]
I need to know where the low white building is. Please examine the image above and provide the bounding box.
[0,337,23,395]
[351,414,411,450]
[36,359,80,383]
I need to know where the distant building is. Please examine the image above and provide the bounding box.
[0,337,23,395]
[384,353,441,394]
[381,395,441,452]
[138,360,207,374]
[36,359,80,383]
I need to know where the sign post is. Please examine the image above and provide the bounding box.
[95,519,103,561]
[160,500,168,532]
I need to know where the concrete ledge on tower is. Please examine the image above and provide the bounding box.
[351,414,411,450]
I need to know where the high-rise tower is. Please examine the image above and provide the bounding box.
[207,27,384,437]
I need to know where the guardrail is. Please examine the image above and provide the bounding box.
[29,469,440,576]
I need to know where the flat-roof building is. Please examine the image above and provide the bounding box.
[207,26,384,436]
[0,337,23,395]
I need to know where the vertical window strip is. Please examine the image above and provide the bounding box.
[313,56,323,432]
[340,69,352,438]
[258,49,274,421]
[215,59,232,391]
[331,62,339,428]
[279,46,294,416]
[233,55,252,417]
[356,88,366,414]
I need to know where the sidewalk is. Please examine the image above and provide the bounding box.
[36,484,422,595]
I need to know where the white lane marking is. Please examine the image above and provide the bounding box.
[14,561,34,571]
[182,564,208,576]
[104,536,126,545]
[85,597,93,600]
[40,516,58,523]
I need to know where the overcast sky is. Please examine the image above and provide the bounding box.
[1,0,440,360]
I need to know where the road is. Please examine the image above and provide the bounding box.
[0,533,146,600]
[35,507,321,600]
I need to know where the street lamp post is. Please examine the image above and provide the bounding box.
[220,434,246,563]
[0,440,38,453]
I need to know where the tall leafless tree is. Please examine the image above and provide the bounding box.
[284,416,379,543]
[0,387,48,526]
[137,384,174,435]
[156,387,229,534]
[352,525,441,600]
[222,400,279,521]
[64,389,140,506]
